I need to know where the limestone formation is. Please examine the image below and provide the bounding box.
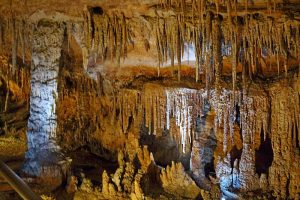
[0,0,299,199]
[66,175,78,194]
[24,20,65,175]
[160,162,203,199]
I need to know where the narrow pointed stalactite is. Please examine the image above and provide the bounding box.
[194,27,200,82]
[155,19,162,76]
[284,55,288,77]
[205,11,212,99]
[213,16,222,118]
[232,32,237,105]
[0,20,3,53]
[11,18,18,73]
[4,70,10,112]
[67,22,72,53]
[176,17,181,82]
[18,19,26,64]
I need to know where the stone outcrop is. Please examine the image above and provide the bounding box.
[160,161,203,199]
[74,146,158,200]
[268,79,300,199]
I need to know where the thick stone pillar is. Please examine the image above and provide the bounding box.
[22,20,68,183]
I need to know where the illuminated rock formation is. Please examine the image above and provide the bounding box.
[0,0,299,199]
[21,20,70,191]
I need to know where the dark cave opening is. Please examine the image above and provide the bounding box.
[140,127,190,169]
[91,7,104,15]
[235,104,240,125]
[204,156,216,178]
[126,115,133,132]
[255,128,274,176]
[230,145,242,168]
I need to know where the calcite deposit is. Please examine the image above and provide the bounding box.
[0,0,299,200]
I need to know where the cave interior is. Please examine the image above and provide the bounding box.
[0,0,300,200]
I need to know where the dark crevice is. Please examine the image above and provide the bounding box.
[91,7,103,15]
[255,128,274,176]
[204,156,216,178]
[235,104,240,125]
[126,115,133,132]
[230,145,242,168]
[286,175,290,199]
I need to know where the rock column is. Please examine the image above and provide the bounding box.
[23,20,67,180]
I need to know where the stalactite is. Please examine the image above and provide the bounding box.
[213,17,222,118]
[75,2,300,88]
[18,19,26,64]
[204,11,212,99]
[176,16,181,82]
[67,22,72,53]
[194,27,201,82]
[165,88,204,153]
[0,20,2,53]
[12,18,18,73]
[242,35,247,94]
[295,23,300,72]
[87,12,131,67]
[155,19,162,76]
[226,0,232,32]
[284,56,288,77]
[4,73,10,112]
[232,32,237,105]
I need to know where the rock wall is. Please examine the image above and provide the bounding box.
[268,79,300,199]
[57,69,300,198]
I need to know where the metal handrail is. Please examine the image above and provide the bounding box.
[0,160,41,200]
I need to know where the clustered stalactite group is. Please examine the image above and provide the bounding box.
[0,16,32,72]
[80,0,300,107]
[82,8,132,68]
[57,62,299,198]
[0,15,31,113]
[1,1,299,92]
[0,15,32,112]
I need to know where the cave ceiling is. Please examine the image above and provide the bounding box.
[0,0,300,84]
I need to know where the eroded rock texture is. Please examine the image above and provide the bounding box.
[57,70,299,199]
[22,20,68,185]
[27,20,64,152]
